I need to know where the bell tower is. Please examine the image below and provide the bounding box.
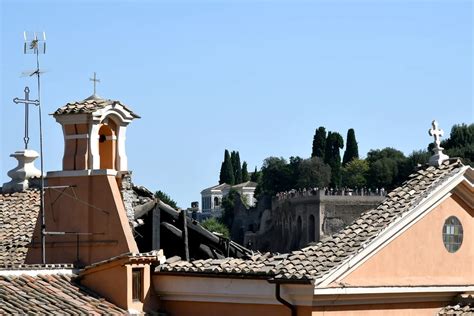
[27,87,141,266]
[53,93,139,172]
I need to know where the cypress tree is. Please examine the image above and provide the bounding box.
[325,132,344,187]
[312,126,327,159]
[219,150,235,184]
[242,161,249,182]
[343,128,359,166]
[233,151,243,184]
[250,166,260,182]
[324,131,332,165]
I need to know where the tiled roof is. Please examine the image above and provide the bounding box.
[0,273,126,314]
[438,293,474,315]
[0,189,40,267]
[82,251,163,272]
[158,159,466,281]
[53,97,140,118]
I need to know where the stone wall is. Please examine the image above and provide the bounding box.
[231,192,385,253]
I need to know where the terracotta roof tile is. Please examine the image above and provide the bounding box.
[0,273,126,314]
[0,189,40,267]
[157,159,466,281]
[438,293,474,315]
[53,98,140,118]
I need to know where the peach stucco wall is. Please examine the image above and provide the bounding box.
[81,262,159,313]
[81,263,128,309]
[341,195,473,286]
[26,174,138,265]
[161,300,313,316]
[311,301,446,316]
[63,123,90,170]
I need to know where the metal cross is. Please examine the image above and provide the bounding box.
[429,120,444,148]
[89,72,100,95]
[13,86,39,149]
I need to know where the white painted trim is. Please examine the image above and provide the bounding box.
[47,169,118,178]
[153,275,315,306]
[314,285,474,295]
[90,123,101,169]
[116,125,128,171]
[105,135,117,140]
[65,134,89,140]
[0,268,77,276]
[316,167,471,287]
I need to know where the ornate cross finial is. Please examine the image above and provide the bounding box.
[89,72,100,95]
[429,120,444,148]
[428,120,449,167]
[13,86,40,149]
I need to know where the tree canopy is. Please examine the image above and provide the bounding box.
[311,126,327,160]
[201,217,230,238]
[155,190,178,209]
[437,123,474,166]
[241,161,249,182]
[231,151,243,184]
[219,149,235,185]
[325,132,344,187]
[343,128,359,166]
[342,159,368,188]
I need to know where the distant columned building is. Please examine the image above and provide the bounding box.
[200,181,257,219]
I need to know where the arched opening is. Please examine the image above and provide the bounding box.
[214,196,220,207]
[308,214,316,242]
[98,120,117,169]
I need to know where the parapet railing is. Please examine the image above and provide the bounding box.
[274,187,386,201]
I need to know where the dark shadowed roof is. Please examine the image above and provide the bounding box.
[438,293,474,315]
[0,189,40,267]
[0,272,126,314]
[53,97,140,118]
[157,159,467,281]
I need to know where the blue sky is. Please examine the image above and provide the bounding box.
[1,0,472,208]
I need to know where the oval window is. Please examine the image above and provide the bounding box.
[442,216,463,253]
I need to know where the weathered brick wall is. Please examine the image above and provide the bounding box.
[231,193,384,253]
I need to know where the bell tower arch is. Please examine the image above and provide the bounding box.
[53,94,140,172]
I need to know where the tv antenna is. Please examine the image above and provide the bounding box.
[21,68,48,78]
[22,31,47,264]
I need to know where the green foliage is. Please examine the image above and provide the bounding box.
[342,159,368,188]
[231,151,243,184]
[311,126,327,159]
[288,156,303,188]
[399,150,431,180]
[256,156,332,195]
[221,189,239,229]
[324,132,344,187]
[439,123,474,166]
[219,149,235,185]
[250,166,261,182]
[296,157,331,188]
[241,161,249,182]
[259,157,293,196]
[155,190,178,209]
[366,148,406,189]
[201,217,230,238]
[343,128,359,166]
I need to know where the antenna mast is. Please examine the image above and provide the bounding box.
[23,31,47,264]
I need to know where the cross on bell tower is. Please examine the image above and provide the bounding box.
[89,72,100,95]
